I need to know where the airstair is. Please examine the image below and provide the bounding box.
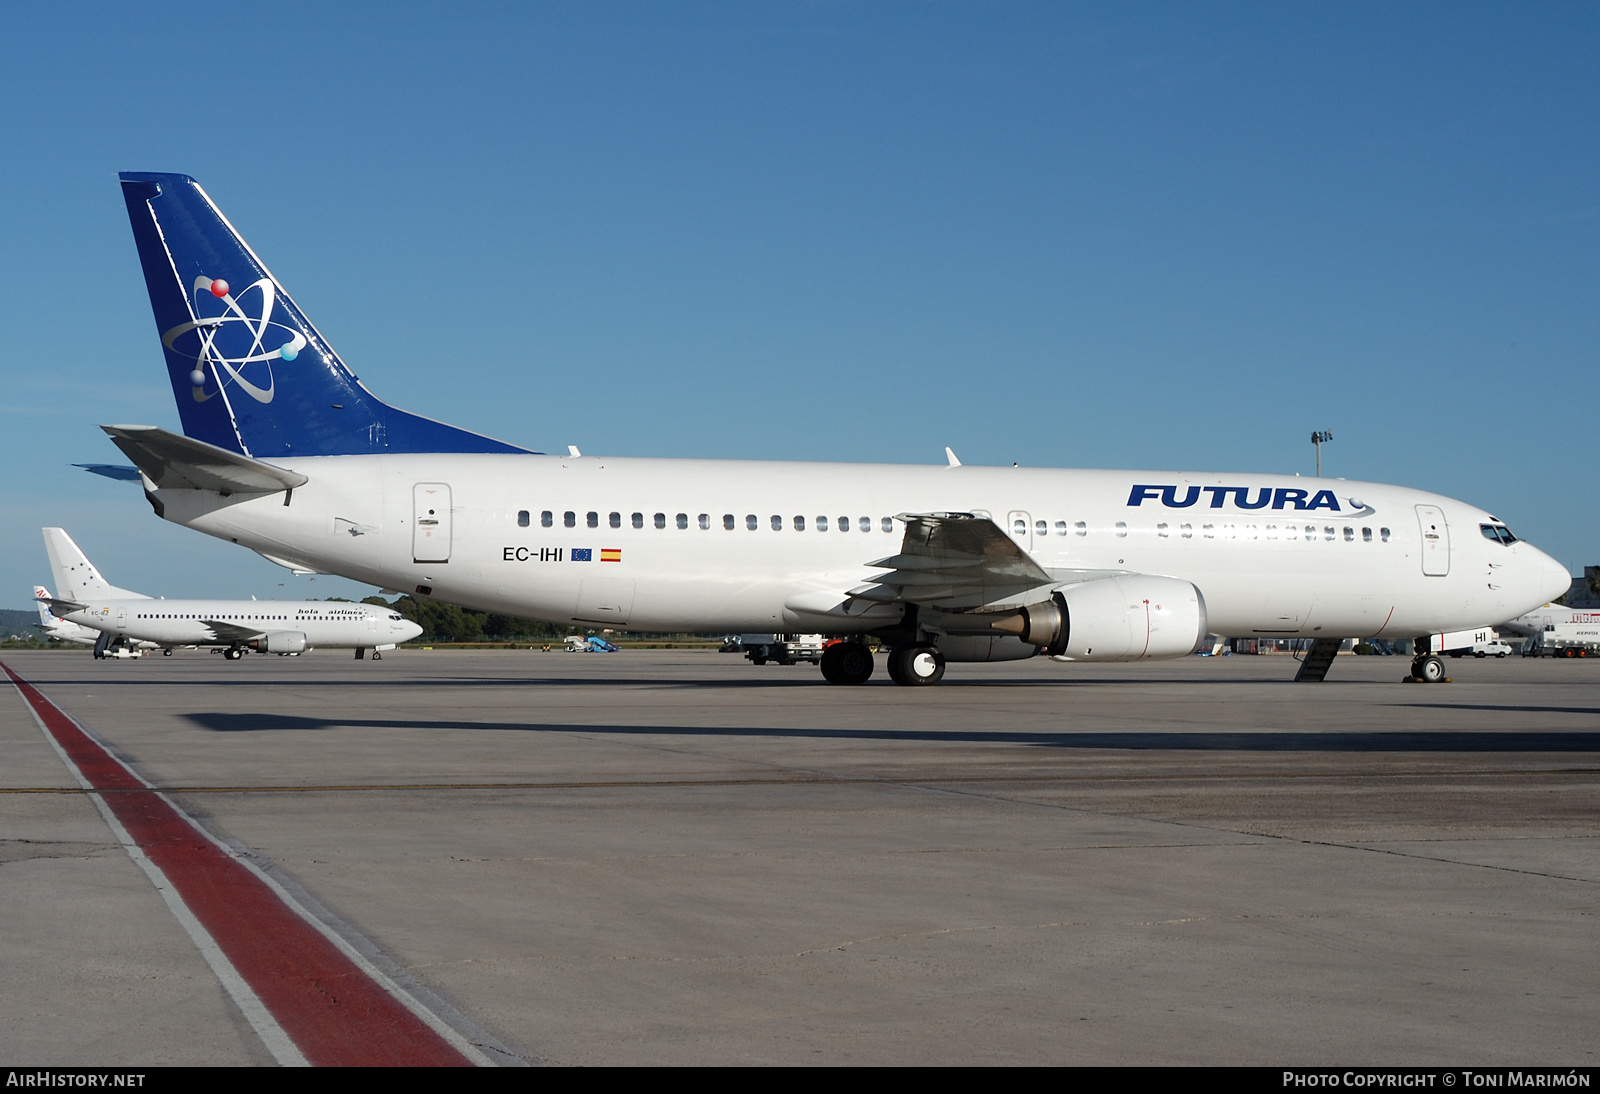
[1293,637,1342,682]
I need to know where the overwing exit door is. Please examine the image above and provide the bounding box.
[414,483,452,564]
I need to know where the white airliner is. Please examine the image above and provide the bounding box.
[41,527,422,660]
[100,172,1572,685]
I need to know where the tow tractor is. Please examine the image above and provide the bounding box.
[739,634,826,666]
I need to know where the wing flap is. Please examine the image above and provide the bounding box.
[200,619,267,642]
[851,513,1055,608]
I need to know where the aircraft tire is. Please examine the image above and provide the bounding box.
[1417,655,1446,683]
[888,646,946,686]
[821,642,874,685]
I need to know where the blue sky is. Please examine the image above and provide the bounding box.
[1,2,1595,604]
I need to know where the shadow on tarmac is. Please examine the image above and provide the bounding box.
[181,712,1600,752]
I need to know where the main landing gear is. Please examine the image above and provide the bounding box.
[223,646,245,661]
[820,641,875,685]
[887,645,945,686]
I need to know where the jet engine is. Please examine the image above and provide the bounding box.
[262,631,308,655]
[986,576,1207,661]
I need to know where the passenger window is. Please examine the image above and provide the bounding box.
[794,515,806,531]
[817,516,829,531]
[1343,527,1354,541]
[859,516,870,532]
[1115,522,1128,538]
[746,514,758,531]
[1180,523,1192,539]
[564,511,576,528]
[542,510,553,528]
[1203,524,1215,539]
[632,512,643,529]
[1247,525,1258,540]
[654,513,666,529]
[771,515,782,531]
[1157,523,1169,538]
[838,516,850,532]
[1380,527,1390,542]
[1304,524,1315,540]
[676,513,688,529]
[1074,521,1087,536]
[881,517,893,533]
[610,512,622,529]
[587,511,599,528]
[1053,521,1066,536]
[1362,527,1372,542]
[517,510,530,527]
[698,513,710,530]
[1035,520,1047,537]
[1265,525,1277,540]
[1324,526,1335,541]
[1013,518,1027,536]
[723,514,735,531]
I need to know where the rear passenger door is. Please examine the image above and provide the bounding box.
[413,483,452,563]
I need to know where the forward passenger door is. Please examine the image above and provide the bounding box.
[1415,505,1449,577]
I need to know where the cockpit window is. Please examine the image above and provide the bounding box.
[1480,523,1518,544]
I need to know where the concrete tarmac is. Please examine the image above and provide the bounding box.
[1,648,1596,1065]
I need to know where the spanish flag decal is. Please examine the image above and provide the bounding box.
[601,548,622,563]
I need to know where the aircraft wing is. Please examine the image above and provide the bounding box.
[848,512,1054,609]
[101,425,308,495]
[199,619,269,643]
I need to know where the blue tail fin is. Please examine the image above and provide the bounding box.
[118,172,529,457]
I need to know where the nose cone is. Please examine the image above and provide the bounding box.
[1536,550,1573,605]
[399,620,423,642]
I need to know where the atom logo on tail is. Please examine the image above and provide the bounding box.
[161,276,308,404]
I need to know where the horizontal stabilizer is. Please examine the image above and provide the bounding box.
[44,597,87,615]
[101,425,307,494]
[74,463,143,482]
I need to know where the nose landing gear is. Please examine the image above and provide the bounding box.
[1409,654,1448,683]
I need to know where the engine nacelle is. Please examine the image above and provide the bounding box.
[263,631,308,655]
[982,576,1207,661]
[1055,575,1207,661]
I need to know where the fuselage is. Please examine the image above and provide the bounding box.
[150,454,1570,640]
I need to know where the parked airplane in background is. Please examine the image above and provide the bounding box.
[100,172,1571,685]
[34,585,157,654]
[41,527,422,660]
[1500,604,1600,657]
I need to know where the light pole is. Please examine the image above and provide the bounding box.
[1311,430,1333,477]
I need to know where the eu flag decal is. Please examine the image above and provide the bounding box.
[601,548,622,562]
[571,548,593,562]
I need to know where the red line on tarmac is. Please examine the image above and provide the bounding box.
[2,662,475,1067]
